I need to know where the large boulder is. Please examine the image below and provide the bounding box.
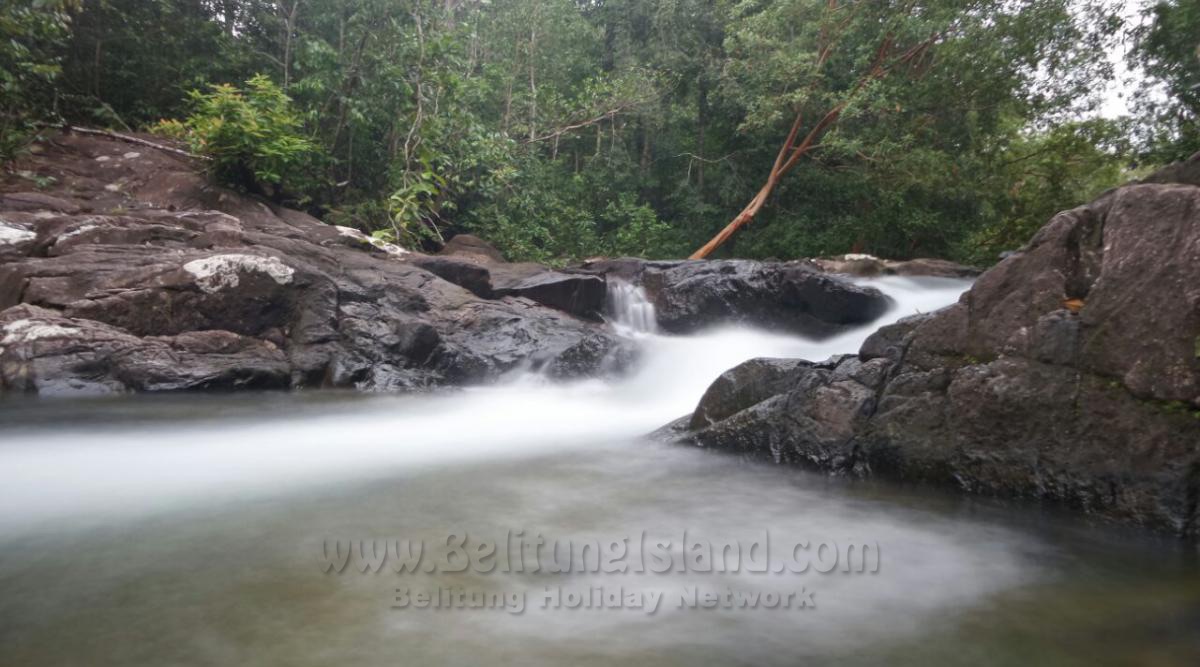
[489,263,607,322]
[581,258,892,336]
[0,132,631,394]
[665,163,1200,536]
[406,255,607,320]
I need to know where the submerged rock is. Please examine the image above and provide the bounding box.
[0,133,629,394]
[667,160,1200,537]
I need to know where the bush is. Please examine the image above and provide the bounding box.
[155,75,323,197]
[0,0,74,162]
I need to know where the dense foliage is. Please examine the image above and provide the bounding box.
[0,0,75,160]
[155,75,322,196]
[1131,0,1200,163]
[1,0,1196,264]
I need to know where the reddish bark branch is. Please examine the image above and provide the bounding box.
[689,12,934,260]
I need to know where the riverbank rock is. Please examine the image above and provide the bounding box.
[410,253,607,320]
[665,162,1200,537]
[0,132,629,394]
[580,258,892,337]
[810,254,981,279]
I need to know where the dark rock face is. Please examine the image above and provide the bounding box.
[667,169,1200,536]
[490,264,607,322]
[408,255,494,298]
[582,258,892,336]
[688,358,814,430]
[407,255,606,320]
[0,133,630,394]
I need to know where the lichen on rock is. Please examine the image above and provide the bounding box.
[183,254,296,294]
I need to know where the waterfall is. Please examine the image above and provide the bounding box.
[0,276,972,531]
[607,278,658,334]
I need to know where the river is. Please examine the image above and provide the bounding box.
[1,276,1197,665]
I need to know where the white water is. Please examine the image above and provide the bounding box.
[607,279,659,334]
[0,276,967,533]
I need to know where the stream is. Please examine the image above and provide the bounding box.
[1,276,1197,665]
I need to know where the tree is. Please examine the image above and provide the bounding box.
[11,0,1130,265]
[689,0,935,259]
[0,0,76,159]
[1132,0,1200,162]
[689,0,1121,259]
[59,0,245,126]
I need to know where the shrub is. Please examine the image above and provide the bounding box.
[155,75,322,197]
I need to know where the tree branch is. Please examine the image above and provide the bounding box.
[65,126,208,161]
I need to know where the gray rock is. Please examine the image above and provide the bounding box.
[582,258,892,337]
[811,254,981,279]
[408,255,494,298]
[666,156,1200,536]
[689,358,818,430]
[490,264,607,322]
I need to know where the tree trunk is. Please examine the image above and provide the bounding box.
[528,24,538,142]
[689,23,931,259]
[281,1,302,92]
[696,77,708,190]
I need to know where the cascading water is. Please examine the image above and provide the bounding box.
[1,275,1197,667]
[0,275,970,532]
[606,278,658,334]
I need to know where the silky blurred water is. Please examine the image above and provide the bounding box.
[1,276,1197,666]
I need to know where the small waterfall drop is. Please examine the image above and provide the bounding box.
[607,278,658,334]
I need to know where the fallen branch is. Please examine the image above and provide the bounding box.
[525,108,627,144]
[65,126,209,161]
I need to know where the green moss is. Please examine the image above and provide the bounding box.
[1154,400,1200,420]
[959,352,999,367]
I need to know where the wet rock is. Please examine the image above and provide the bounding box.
[490,264,607,321]
[667,157,1200,536]
[679,356,878,473]
[859,313,932,363]
[689,358,817,429]
[0,305,290,395]
[407,255,606,320]
[407,255,494,298]
[583,258,892,336]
